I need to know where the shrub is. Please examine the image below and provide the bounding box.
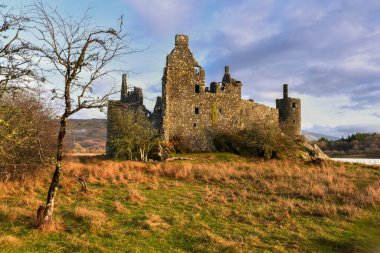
[214,121,296,159]
[0,93,56,180]
[107,107,159,161]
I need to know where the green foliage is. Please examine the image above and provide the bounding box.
[318,137,329,142]
[316,132,380,158]
[214,121,296,159]
[108,108,159,161]
[345,132,376,142]
[0,94,56,180]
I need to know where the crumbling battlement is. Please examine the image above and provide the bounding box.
[106,73,150,156]
[106,34,302,153]
[276,84,301,136]
[120,73,144,106]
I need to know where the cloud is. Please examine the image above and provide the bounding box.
[372,112,380,118]
[304,124,380,137]
[120,0,380,134]
[191,0,380,111]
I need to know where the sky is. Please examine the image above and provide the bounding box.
[7,0,380,137]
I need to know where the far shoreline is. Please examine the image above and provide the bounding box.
[332,157,380,165]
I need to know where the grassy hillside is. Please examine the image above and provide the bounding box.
[65,119,107,153]
[0,154,379,252]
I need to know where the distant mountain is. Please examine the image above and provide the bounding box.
[65,118,107,153]
[302,131,339,141]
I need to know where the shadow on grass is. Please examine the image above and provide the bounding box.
[314,237,356,253]
[0,208,36,231]
[61,211,91,234]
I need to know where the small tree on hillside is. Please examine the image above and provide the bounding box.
[109,107,158,161]
[30,0,132,226]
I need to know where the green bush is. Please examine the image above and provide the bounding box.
[214,122,296,159]
[0,94,56,180]
[107,107,159,161]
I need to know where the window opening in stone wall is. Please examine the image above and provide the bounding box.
[193,123,197,127]
[292,103,296,108]
[293,120,296,123]
[194,66,201,75]
[195,107,199,114]
[219,108,223,115]
[195,85,200,93]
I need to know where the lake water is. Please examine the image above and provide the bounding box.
[332,158,380,165]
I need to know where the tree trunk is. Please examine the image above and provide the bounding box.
[139,148,144,162]
[41,116,67,225]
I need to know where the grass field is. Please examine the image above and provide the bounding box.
[0,154,379,252]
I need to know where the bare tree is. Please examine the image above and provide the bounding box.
[0,4,37,97]
[30,0,132,226]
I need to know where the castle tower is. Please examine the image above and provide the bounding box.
[222,66,231,83]
[121,73,128,102]
[276,84,301,136]
[161,34,206,143]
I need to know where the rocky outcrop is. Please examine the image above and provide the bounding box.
[296,137,329,163]
[149,143,172,161]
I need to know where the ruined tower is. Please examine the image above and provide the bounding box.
[161,34,207,147]
[121,73,128,102]
[106,73,149,156]
[161,34,278,151]
[276,84,301,136]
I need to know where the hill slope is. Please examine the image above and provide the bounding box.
[302,131,339,141]
[0,155,379,252]
[315,133,380,158]
[65,119,107,153]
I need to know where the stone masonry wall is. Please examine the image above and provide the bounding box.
[162,35,279,151]
[276,84,301,136]
[107,34,301,154]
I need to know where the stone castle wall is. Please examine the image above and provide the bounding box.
[107,34,301,153]
[276,84,301,136]
[162,35,279,151]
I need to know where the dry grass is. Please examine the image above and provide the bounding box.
[113,200,130,214]
[74,206,107,229]
[141,214,170,231]
[0,235,22,246]
[125,187,146,203]
[37,219,67,233]
[361,180,380,206]
[0,155,379,251]
[1,158,379,214]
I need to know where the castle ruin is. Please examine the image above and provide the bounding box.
[107,34,301,154]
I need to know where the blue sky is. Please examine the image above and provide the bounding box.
[8,0,380,137]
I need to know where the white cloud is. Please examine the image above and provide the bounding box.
[372,112,380,119]
[300,93,380,136]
